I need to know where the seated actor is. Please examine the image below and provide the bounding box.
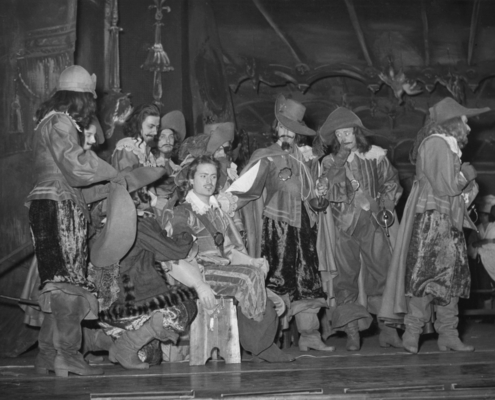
[158,155,293,362]
[94,167,199,370]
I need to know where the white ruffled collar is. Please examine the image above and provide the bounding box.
[185,190,220,215]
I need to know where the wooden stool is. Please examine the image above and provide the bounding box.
[189,297,241,366]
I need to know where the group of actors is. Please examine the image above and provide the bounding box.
[25,64,490,377]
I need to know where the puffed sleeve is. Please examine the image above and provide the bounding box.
[47,115,117,186]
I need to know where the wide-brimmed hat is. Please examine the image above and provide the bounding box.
[160,110,186,143]
[57,65,97,99]
[275,95,315,136]
[429,98,490,125]
[204,122,235,154]
[89,182,136,267]
[318,107,373,144]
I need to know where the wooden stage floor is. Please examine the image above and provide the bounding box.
[2,320,495,400]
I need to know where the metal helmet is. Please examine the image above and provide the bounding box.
[57,65,97,98]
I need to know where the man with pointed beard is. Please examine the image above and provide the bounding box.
[228,95,334,352]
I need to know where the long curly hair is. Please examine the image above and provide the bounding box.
[35,90,96,129]
[123,103,160,139]
[409,116,468,164]
[151,129,182,161]
[322,126,371,156]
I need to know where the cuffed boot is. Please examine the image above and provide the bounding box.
[295,311,335,352]
[51,292,104,377]
[378,321,403,348]
[435,297,474,352]
[402,296,428,354]
[109,313,170,370]
[344,320,360,351]
[35,313,56,375]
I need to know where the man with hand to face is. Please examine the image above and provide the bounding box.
[318,107,403,352]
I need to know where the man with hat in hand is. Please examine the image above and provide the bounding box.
[318,107,403,351]
[228,94,333,352]
[380,97,489,354]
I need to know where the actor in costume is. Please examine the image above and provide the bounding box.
[318,107,403,351]
[26,65,121,377]
[159,156,293,362]
[228,95,334,352]
[379,97,488,353]
[111,103,161,170]
[177,122,244,232]
[95,167,199,370]
[150,110,186,210]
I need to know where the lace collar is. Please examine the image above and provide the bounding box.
[185,190,220,215]
[35,110,82,132]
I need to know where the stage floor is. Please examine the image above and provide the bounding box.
[2,319,495,400]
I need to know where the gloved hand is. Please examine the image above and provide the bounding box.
[194,281,217,310]
[461,162,477,182]
[333,145,351,167]
[267,289,286,317]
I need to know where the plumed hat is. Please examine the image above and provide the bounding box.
[57,65,97,99]
[429,97,490,125]
[318,107,373,144]
[160,110,186,143]
[275,95,315,136]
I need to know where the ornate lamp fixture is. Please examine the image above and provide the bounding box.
[141,0,174,107]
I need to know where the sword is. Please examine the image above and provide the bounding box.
[0,294,40,308]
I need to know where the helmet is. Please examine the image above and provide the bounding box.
[57,65,97,98]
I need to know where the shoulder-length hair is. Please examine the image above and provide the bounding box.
[123,103,160,139]
[152,128,182,159]
[323,126,371,155]
[35,90,96,128]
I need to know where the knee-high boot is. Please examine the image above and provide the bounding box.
[51,292,104,377]
[403,296,429,354]
[295,310,335,352]
[82,327,114,362]
[35,314,56,374]
[109,312,174,370]
[435,297,474,352]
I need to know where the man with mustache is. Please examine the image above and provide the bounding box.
[228,95,334,352]
[318,107,403,351]
[112,104,161,170]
